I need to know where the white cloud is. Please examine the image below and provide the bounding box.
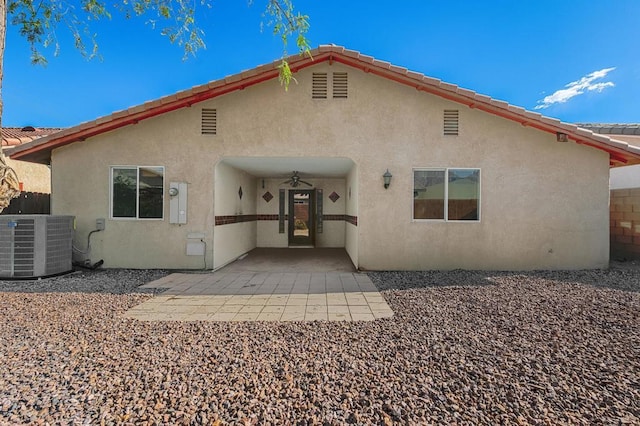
[534,67,616,110]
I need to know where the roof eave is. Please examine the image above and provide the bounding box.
[9,45,640,166]
[330,54,640,166]
[9,50,330,164]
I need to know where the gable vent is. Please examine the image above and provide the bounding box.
[443,110,459,136]
[312,73,328,99]
[332,72,348,99]
[201,108,217,135]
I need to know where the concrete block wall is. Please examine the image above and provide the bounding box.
[610,188,640,259]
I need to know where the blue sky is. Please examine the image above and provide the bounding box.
[3,0,639,128]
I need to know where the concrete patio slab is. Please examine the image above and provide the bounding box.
[125,248,393,322]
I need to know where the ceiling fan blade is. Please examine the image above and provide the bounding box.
[299,180,313,186]
[281,179,292,184]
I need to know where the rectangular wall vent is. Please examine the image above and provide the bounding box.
[444,110,459,136]
[332,72,348,99]
[201,108,217,135]
[312,73,328,99]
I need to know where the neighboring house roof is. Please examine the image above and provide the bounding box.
[8,45,640,166]
[2,126,63,147]
[577,123,640,136]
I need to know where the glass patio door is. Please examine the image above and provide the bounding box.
[288,190,314,246]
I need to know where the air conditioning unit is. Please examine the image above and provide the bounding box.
[0,215,74,278]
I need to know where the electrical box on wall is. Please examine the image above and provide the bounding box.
[186,232,205,256]
[169,182,188,224]
[186,241,205,256]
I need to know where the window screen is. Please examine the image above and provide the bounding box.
[413,168,480,221]
[112,166,164,219]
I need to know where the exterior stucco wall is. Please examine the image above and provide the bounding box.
[50,61,610,269]
[357,107,609,270]
[365,88,608,269]
[213,162,257,268]
[345,164,359,268]
[51,111,217,269]
[3,152,51,193]
[256,178,288,248]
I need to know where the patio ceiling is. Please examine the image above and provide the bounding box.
[220,157,355,178]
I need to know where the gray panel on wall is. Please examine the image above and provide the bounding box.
[279,189,285,234]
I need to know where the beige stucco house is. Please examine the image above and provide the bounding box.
[2,126,59,194]
[9,46,640,270]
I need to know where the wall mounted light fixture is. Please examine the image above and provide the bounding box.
[383,169,393,189]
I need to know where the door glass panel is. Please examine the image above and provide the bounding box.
[293,192,310,237]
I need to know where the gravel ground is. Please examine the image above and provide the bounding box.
[0,267,639,424]
[367,261,640,292]
[0,269,170,295]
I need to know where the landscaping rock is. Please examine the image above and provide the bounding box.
[0,268,638,424]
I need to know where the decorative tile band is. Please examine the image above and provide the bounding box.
[257,214,281,221]
[215,214,358,226]
[215,214,290,225]
[215,215,257,225]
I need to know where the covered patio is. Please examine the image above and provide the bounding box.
[212,157,359,270]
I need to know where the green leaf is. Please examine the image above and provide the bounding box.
[7,0,310,90]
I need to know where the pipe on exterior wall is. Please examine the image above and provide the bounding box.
[72,228,103,267]
[201,238,207,270]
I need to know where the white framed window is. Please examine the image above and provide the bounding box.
[413,168,480,221]
[110,166,164,219]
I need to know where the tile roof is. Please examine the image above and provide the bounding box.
[576,123,640,136]
[2,127,62,147]
[8,45,640,166]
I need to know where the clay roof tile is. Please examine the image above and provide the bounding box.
[1,127,62,147]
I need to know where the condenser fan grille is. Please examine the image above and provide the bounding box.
[0,215,74,278]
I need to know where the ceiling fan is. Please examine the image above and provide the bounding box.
[282,171,313,187]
